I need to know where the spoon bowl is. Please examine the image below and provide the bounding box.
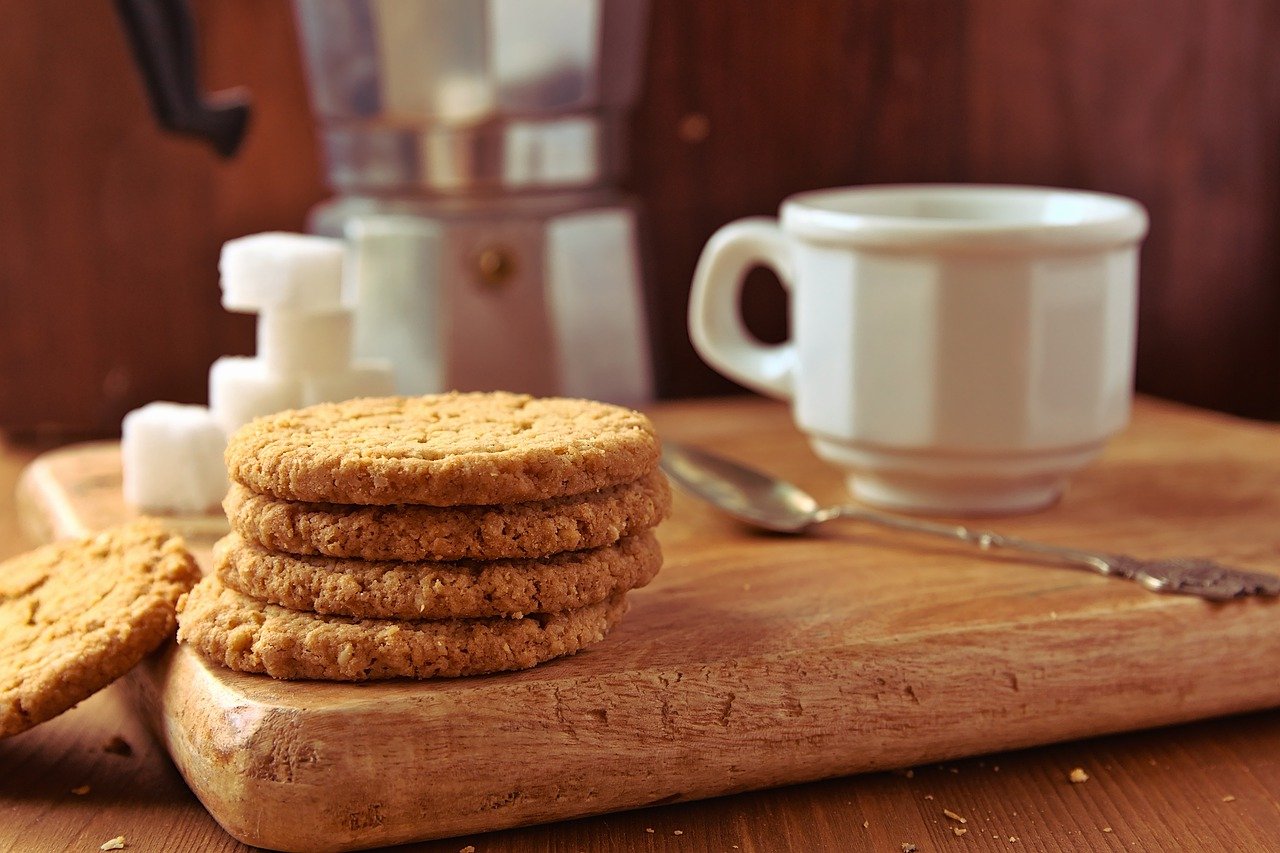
[661,444,823,533]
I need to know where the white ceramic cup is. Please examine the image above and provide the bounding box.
[689,184,1149,514]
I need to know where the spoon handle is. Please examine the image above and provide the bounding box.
[828,505,1280,601]
[829,505,1109,569]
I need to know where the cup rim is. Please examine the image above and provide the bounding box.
[780,183,1149,251]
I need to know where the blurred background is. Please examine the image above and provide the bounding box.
[2,0,1279,437]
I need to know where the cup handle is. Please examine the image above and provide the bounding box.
[688,217,796,399]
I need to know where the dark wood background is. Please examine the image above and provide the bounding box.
[3,0,1280,435]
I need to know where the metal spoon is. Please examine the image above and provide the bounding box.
[661,442,1280,602]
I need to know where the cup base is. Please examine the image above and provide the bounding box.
[848,472,1065,516]
[808,435,1105,516]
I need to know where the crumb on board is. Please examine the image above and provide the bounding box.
[1069,767,1090,784]
[944,808,967,824]
[459,846,475,853]
[1222,795,1236,802]
[953,827,968,837]
[863,821,870,829]
[1008,837,1019,843]
[645,828,654,834]
[103,736,132,757]
[901,844,917,853]
[1103,827,1113,833]
[673,830,683,836]
[100,838,125,851]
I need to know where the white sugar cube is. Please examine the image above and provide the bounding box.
[219,232,346,313]
[303,359,396,406]
[256,309,354,376]
[122,403,228,514]
[208,356,304,435]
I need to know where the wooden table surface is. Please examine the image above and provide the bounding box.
[2,405,1280,853]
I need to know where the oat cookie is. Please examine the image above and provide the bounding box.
[177,576,628,680]
[214,530,661,619]
[1,519,199,738]
[224,469,670,562]
[226,391,660,506]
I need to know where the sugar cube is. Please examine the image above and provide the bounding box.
[256,310,354,376]
[208,356,303,435]
[121,403,227,513]
[219,232,346,313]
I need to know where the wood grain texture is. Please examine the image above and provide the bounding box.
[634,0,968,395]
[13,396,1280,851]
[5,1,1280,433]
[961,0,1280,420]
[5,699,1280,853]
[0,0,324,435]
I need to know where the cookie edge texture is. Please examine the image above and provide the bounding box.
[215,530,662,619]
[177,576,628,681]
[225,392,661,506]
[224,469,671,561]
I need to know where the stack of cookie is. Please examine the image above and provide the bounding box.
[176,391,668,681]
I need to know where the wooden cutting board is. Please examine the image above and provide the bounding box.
[16,396,1280,852]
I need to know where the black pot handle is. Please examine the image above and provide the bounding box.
[114,0,251,158]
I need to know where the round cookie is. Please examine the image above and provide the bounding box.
[226,391,661,506]
[177,576,628,681]
[224,469,671,562]
[214,530,662,619]
[1,519,199,738]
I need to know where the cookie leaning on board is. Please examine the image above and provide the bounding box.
[176,390,669,681]
[0,520,199,739]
